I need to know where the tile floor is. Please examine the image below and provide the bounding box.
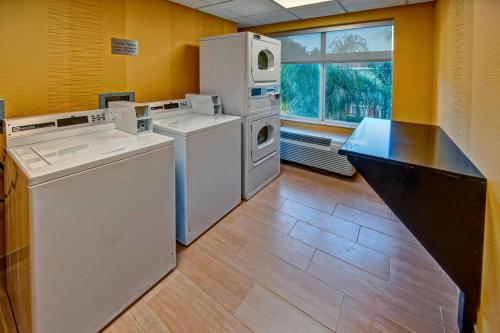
[0,163,460,333]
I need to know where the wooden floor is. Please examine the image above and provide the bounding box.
[1,164,460,333]
[0,273,16,333]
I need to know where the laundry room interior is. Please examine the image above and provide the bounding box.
[0,0,498,332]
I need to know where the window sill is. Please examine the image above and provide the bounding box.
[280,116,359,129]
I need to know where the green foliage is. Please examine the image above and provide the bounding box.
[280,36,321,59]
[325,62,392,123]
[279,33,393,123]
[327,34,369,54]
[280,64,320,118]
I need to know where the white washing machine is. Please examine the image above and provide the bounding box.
[148,99,242,245]
[200,32,282,199]
[3,109,176,333]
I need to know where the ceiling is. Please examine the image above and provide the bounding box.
[170,0,434,28]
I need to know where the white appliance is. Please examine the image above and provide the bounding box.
[200,32,281,116]
[185,94,222,115]
[280,126,355,176]
[108,100,154,134]
[147,98,241,245]
[3,109,176,333]
[200,32,281,199]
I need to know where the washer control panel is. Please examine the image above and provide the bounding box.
[5,109,115,142]
[149,99,192,117]
[90,111,107,123]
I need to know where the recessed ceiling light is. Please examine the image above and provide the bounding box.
[273,0,332,9]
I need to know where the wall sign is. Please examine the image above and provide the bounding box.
[111,38,139,56]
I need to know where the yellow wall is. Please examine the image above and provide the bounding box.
[434,0,500,332]
[1,2,498,331]
[280,119,354,135]
[0,0,236,118]
[244,3,435,134]
[0,0,236,265]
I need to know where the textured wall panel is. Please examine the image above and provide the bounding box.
[450,0,465,139]
[435,0,473,151]
[0,0,48,119]
[48,0,104,113]
[435,1,500,331]
[470,1,500,332]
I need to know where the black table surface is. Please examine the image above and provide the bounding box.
[339,118,485,181]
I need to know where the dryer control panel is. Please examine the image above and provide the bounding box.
[248,85,280,113]
[249,85,280,98]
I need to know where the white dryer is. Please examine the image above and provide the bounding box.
[200,32,282,199]
[148,99,242,245]
[243,106,281,198]
[200,32,281,117]
[4,109,176,333]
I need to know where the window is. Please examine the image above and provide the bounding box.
[274,22,393,125]
[281,63,320,118]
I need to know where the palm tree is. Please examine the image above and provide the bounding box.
[279,37,321,118]
[281,63,320,118]
[327,34,369,54]
[324,62,392,122]
[278,34,392,122]
[324,33,392,122]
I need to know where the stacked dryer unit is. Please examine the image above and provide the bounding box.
[200,32,281,199]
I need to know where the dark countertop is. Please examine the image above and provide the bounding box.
[339,118,485,181]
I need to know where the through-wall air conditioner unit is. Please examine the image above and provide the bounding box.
[280,126,355,176]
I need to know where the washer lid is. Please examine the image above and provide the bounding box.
[153,113,240,137]
[8,129,174,186]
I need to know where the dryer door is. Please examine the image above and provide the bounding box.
[251,113,280,163]
[251,38,281,84]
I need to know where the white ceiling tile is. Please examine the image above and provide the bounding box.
[203,0,229,4]
[407,0,434,3]
[233,17,262,28]
[273,0,332,8]
[195,0,433,22]
[289,1,345,19]
[339,0,406,12]
[169,0,210,9]
[198,5,241,19]
[248,10,298,25]
[219,0,283,17]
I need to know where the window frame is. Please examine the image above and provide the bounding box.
[271,20,394,127]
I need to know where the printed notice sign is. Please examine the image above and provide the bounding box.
[112,38,139,56]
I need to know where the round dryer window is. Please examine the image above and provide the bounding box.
[258,50,274,70]
[257,125,271,145]
[250,113,280,163]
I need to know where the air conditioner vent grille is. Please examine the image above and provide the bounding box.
[280,127,355,177]
[280,131,332,147]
